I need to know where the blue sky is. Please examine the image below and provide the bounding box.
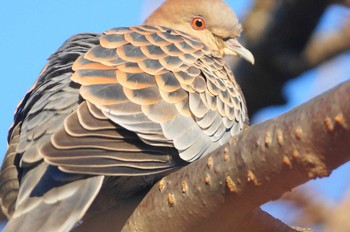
[1,0,349,229]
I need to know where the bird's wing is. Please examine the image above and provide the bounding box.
[0,25,247,232]
[0,34,106,232]
[0,123,21,217]
[40,26,247,182]
[40,100,179,176]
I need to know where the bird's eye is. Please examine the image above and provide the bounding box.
[191,16,206,30]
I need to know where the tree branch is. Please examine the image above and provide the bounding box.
[281,188,332,227]
[235,208,300,232]
[236,0,333,115]
[325,187,350,231]
[122,80,350,231]
[304,19,350,67]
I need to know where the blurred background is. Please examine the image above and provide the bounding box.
[1,0,349,231]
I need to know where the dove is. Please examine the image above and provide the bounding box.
[0,0,254,231]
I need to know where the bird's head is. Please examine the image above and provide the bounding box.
[144,0,254,64]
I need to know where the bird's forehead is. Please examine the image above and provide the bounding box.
[162,0,237,20]
[146,0,241,37]
[186,0,236,20]
[194,1,240,36]
[172,0,239,31]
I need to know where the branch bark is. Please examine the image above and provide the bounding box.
[122,80,350,231]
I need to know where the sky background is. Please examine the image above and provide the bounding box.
[0,1,349,230]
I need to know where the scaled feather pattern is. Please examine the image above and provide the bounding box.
[0,0,252,231]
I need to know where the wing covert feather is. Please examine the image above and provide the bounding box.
[71,25,247,162]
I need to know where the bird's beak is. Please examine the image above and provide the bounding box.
[223,38,255,64]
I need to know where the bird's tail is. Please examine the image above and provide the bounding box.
[3,164,103,232]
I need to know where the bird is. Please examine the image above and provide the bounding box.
[0,0,254,231]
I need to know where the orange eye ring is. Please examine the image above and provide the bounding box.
[191,16,206,30]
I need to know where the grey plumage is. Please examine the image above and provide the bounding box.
[0,0,253,231]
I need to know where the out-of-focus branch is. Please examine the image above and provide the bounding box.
[0,211,6,224]
[122,81,350,231]
[243,0,279,44]
[336,0,350,7]
[236,208,300,232]
[304,19,350,67]
[325,187,350,232]
[282,189,333,227]
[278,185,350,231]
[236,0,333,116]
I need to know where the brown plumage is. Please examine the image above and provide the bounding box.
[0,0,253,231]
